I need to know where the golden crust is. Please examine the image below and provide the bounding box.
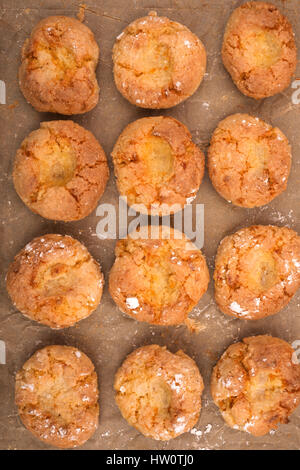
[109,226,209,326]
[15,345,99,448]
[222,2,297,99]
[13,120,109,222]
[114,345,203,440]
[111,116,205,215]
[19,16,99,114]
[211,335,300,436]
[214,225,300,320]
[208,114,291,208]
[113,11,206,108]
[6,234,104,329]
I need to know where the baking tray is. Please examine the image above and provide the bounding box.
[0,0,299,450]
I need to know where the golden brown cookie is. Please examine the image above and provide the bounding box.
[15,345,99,448]
[109,226,209,326]
[13,120,109,222]
[211,335,300,436]
[19,16,100,114]
[111,116,205,215]
[214,225,300,320]
[113,11,206,108]
[222,2,297,99]
[6,234,104,329]
[114,344,204,440]
[208,114,291,208]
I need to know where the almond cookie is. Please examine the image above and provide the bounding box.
[208,114,291,208]
[111,116,205,215]
[6,234,104,329]
[19,16,99,114]
[13,120,109,222]
[211,335,300,436]
[109,226,209,326]
[222,2,297,99]
[113,11,206,108]
[115,345,204,440]
[15,345,99,448]
[214,225,300,320]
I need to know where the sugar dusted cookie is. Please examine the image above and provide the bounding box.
[222,2,297,99]
[115,344,204,440]
[112,116,205,215]
[109,226,209,326]
[13,120,109,221]
[208,114,291,208]
[214,225,300,320]
[19,16,100,114]
[6,234,104,329]
[211,335,300,436]
[113,11,206,108]
[15,345,99,448]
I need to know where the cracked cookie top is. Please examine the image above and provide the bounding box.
[13,120,109,221]
[19,16,100,114]
[211,335,300,436]
[114,344,203,440]
[111,116,205,215]
[214,225,300,320]
[208,114,291,208]
[6,234,104,328]
[109,226,209,326]
[15,345,99,448]
[112,11,206,108]
[222,2,297,99]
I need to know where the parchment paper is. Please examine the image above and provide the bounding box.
[0,0,299,450]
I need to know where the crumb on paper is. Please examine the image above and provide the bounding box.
[77,3,86,22]
[190,427,203,437]
[184,317,206,334]
[204,424,212,434]
[8,101,19,110]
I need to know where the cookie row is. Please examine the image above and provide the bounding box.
[19,3,297,115]
[15,336,300,448]
[12,112,292,222]
[6,224,300,328]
